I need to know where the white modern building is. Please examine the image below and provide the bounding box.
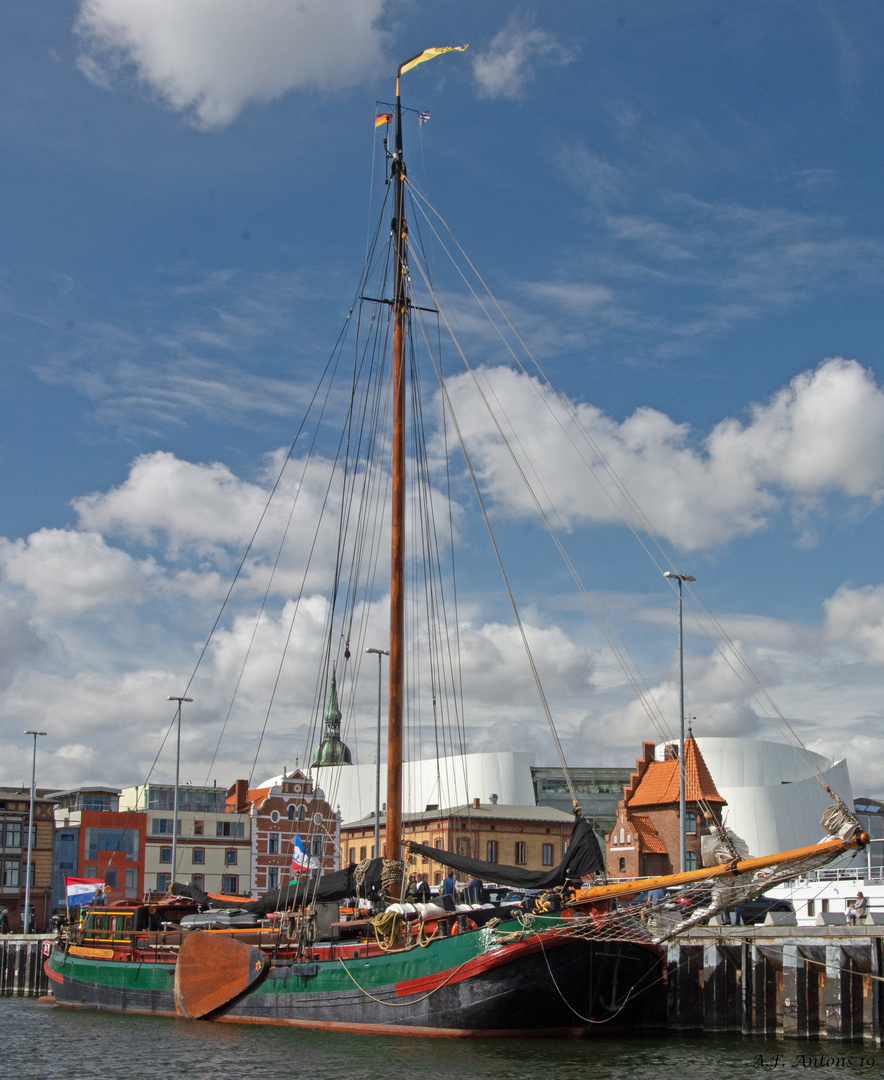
[268,750,538,826]
[658,737,854,859]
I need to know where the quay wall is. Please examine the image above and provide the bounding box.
[0,934,51,997]
[637,924,884,1044]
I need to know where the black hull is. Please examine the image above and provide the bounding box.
[47,935,660,1037]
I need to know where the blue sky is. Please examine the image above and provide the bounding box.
[2,2,884,809]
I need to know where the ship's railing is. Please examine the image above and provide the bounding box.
[799,867,884,884]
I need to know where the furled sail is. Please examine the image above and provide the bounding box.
[407,814,605,889]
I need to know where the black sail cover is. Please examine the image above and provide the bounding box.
[171,859,386,914]
[407,814,605,890]
[171,816,603,912]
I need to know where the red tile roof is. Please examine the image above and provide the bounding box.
[631,815,667,854]
[627,737,725,807]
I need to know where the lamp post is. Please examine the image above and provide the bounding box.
[365,648,389,857]
[23,730,46,934]
[167,696,192,888]
[663,571,695,873]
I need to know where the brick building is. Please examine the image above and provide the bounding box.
[227,769,340,895]
[342,800,576,884]
[1,787,56,931]
[605,738,726,878]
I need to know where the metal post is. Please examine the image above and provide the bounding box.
[365,649,389,857]
[23,730,46,933]
[664,571,695,873]
[167,696,192,889]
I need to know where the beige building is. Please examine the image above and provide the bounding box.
[120,785,251,897]
[342,800,576,884]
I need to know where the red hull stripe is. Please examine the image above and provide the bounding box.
[394,934,564,997]
[44,961,64,986]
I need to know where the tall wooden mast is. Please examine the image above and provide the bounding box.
[383,48,466,868]
[385,70,407,863]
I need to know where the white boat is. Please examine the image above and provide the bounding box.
[766,865,884,926]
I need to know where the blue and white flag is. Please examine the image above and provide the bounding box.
[289,834,320,878]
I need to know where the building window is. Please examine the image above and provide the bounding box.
[288,805,296,820]
[542,843,554,866]
[2,860,20,887]
[458,837,470,857]
[270,811,280,823]
[105,869,118,887]
[311,837,322,857]
[299,806,307,820]
[157,873,169,892]
[4,822,22,848]
[435,839,442,849]
[267,867,279,890]
[222,875,239,894]
[807,900,815,917]
[191,874,204,891]
[193,821,204,836]
[359,846,366,860]
[619,857,626,874]
[685,852,697,871]
[224,849,237,865]
[159,847,172,864]
[84,866,97,877]
[685,811,697,832]
[125,868,138,891]
[217,821,245,838]
[192,848,205,865]
[268,832,280,855]
[821,899,829,914]
[486,840,498,862]
[152,817,178,835]
[515,842,527,865]
[348,847,356,863]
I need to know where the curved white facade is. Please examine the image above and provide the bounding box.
[658,737,853,859]
[262,751,537,825]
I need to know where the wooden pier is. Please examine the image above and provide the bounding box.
[0,934,51,997]
[640,922,884,1043]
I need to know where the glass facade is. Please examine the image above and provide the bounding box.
[84,827,140,862]
[146,786,227,813]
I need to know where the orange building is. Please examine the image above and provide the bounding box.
[605,738,726,878]
[342,799,576,884]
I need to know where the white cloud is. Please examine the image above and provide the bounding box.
[75,0,390,126]
[438,358,884,550]
[710,358,884,501]
[824,583,884,663]
[74,450,271,554]
[0,529,151,614]
[473,16,574,100]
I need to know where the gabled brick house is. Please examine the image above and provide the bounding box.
[227,769,340,896]
[605,738,726,878]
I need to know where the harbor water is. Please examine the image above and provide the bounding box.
[3,998,878,1080]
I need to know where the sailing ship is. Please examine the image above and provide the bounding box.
[45,47,868,1036]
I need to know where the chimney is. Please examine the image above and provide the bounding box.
[472,797,481,809]
[228,778,249,814]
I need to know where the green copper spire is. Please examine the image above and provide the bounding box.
[311,665,352,767]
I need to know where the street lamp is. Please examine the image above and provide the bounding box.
[23,730,46,934]
[167,696,192,888]
[365,648,389,857]
[663,571,696,873]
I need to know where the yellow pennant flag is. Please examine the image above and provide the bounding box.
[396,45,468,94]
[398,45,468,78]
